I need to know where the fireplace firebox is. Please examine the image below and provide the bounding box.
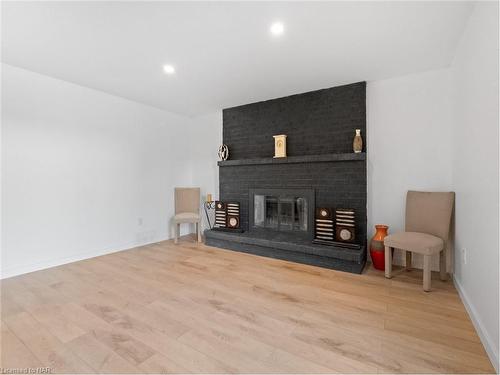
[249,189,315,239]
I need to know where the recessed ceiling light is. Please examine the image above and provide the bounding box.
[163,64,175,74]
[270,22,284,36]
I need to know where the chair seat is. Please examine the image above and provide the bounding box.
[174,212,200,223]
[384,232,444,255]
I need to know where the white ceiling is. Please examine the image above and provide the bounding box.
[2,1,473,116]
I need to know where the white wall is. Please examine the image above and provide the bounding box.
[450,2,499,370]
[1,64,194,278]
[188,112,222,231]
[367,68,453,270]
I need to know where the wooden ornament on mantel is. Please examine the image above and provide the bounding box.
[273,134,287,158]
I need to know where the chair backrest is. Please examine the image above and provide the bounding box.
[175,187,200,214]
[405,191,455,241]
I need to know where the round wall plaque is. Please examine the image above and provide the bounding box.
[218,144,229,161]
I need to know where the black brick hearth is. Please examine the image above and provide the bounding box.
[205,230,365,274]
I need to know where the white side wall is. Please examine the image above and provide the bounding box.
[188,112,222,231]
[1,64,194,278]
[450,2,499,370]
[367,69,454,270]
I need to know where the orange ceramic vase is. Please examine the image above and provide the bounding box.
[370,225,389,270]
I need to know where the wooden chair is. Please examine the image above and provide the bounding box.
[173,187,201,244]
[384,191,455,292]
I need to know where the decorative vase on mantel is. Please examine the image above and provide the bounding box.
[353,129,363,153]
[370,225,389,270]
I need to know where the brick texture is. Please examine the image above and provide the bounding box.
[220,82,367,245]
[223,82,366,159]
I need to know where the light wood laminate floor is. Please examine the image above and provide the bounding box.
[1,235,495,373]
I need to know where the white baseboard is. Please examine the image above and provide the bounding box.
[453,275,499,373]
[0,236,171,280]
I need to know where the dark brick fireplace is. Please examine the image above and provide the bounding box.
[205,82,367,273]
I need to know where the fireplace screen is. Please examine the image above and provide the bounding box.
[250,189,314,235]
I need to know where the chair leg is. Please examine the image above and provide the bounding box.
[439,249,447,281]
[423,255,432,292]
[385,246,392,279]
[174,223,180,244]
[197,222,202,243]
[405,251,412,271]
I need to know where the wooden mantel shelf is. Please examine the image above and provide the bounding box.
[217,152,366,167]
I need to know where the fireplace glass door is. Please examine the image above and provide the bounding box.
[253,194,308,232]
